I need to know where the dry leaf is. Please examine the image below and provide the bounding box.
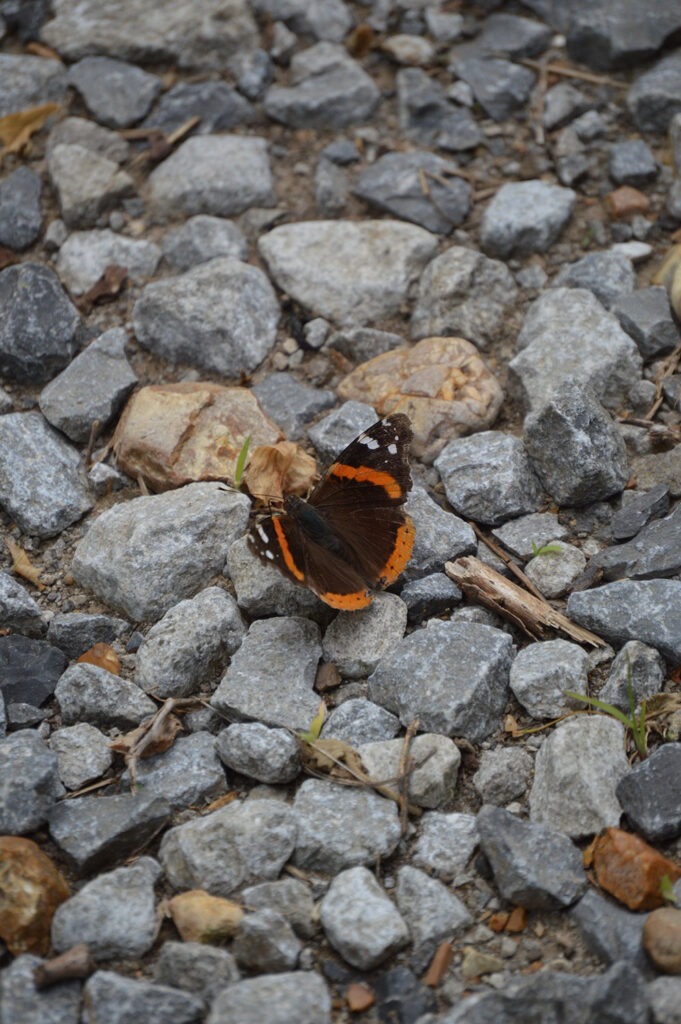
[25,42,62,60]
[4,537,44,590]
[79,264,127,311]
[299,736,366,779]
[77,642,120,675]
[245,441,317,501]
[110,713,182,759]
[0,102,60,163]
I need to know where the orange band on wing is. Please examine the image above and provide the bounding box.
[329,463,402,499]
[376,515,415,588]
[273,517,304,580]
[318,588,373,610]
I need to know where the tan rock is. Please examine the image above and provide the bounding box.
[168,889,244,943]
[113,382,283,492]
[461,946,505,981]
[337,336,503,461]
[605,186,651,219]
[0,836,69,955]
[643,907,681,973]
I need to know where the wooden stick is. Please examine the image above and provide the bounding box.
[445,556,606,647]
[470,522,547,601]
[519,57,628,89]
[398,720,419,835]
[84,419,100,469]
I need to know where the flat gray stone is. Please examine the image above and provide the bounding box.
[51,858,160,959]
[510,287,643,412]
[56,229,161,295]
[568,580,681,662]
[529,715,628,838]
[480,180,576,259]
[72,482,250,621]
[449,52,535,122]
[142,81,254,135]
[252,372,335,441]
[39,328,137,444]
[395,865,472,973]
[206,973,330,1024]
[41,0,259,71]
[133,257,279,376]
[240,878,316,939]
[599,640,666,711]
[491,512,568,560]
[411,245,518,349]
[543,82,592,129]
[252,0,351,42]
[121,732,227,810]
[565,0,681,71]
[47,612,128,660]
[368,619,513,742]
[613,286,679,360]
[322,593,407,679]
[0,412,93,537]
[411,811,478,878]
[293,778,400,873]
[0,262,81,383]
[49,722,113,790]
[320,866,409,969]
[0,954,81,1024]
[617,743,681,842]
[435,431,543,527]
[82,971,203,1024]
[592,502,681,581]
[153,942,240,1007]
[159,797,296,896]
[0,730,64,833]
[0,53,68,118]
[135,586,246,698]
[397,67,482,153]
[0,572,46,638]
[162,215,248,270]
[321,698,400,746]
[258,219,437,326]
[55,663,156,729]
[0,167,42,251]
[609,139,659,187]
[148,135,275,221]
[48,143,134,230]
[359,733,461,809]
[327,329,403,363]
[216,722,301,784]
[307,402,378,463]
[474,12,552,58]
[551,250,636,309]
[68,56,161,128]
[627,49,681,133]
[510,639,589,720]
[571,889,648,971]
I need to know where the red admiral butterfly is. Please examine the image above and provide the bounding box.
[247,413,414,609]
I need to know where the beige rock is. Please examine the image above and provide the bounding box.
[337,336,503,461]
[113,382,282,491]
[644,906,681,974]
[169,889,244,943]
[0,836,69,955]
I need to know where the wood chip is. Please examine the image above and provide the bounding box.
[424,941,454,987]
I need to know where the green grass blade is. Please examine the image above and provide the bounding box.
[234,435,251,490]
[564,691,634,729]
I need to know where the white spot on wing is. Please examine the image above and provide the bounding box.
[257,524,268,543]
[265,550,274,560]
[387,443,397,455]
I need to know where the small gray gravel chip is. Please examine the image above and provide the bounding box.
[55,663,156,730]
[68,56,161,129]
[240,878,316,939]
[319,866,409,969]
[395,865,472,972]
[571,889,648,970]
[49,723,113,791]
[82,970,203,1024]
[321,698,400,747]
[480,180,576,259]
[0,573,46,638]
[0,730,64,834]
[206,972,331,1024]
[509,639,589,721]
[216,722,301,784]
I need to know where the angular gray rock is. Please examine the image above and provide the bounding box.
[148,135,275,220]
[616,743,681,842]
[599,640,666,711]
[400,573,463,624]
[473,747,533,805]
[319,866,409,969]
[627,49,681,133]
[564,0,681,71]
[135,587,246,698]
[252,0,351,42]
[142,80,254,135]
[252,372,335,441]
[159,797,296,895]
[395,865,472,972]
[49,722,113,790]
[47,612,128,660]
[367,619,513,742]
[0,412,93,537]
[206,973,331,1024]
[264,43,380,129]
[240,878,316,939]
[510,639,589,720]
[211,617,321,732]
[510,288,643,412]
[47,115,130,163]
[411,811,478,878]
[613,286,679,359]
[133,257,279,376]
[51,858,160,959]
[227,536,331,622]
[39,328,137,444]
[258,219,437,326]
[411,245,518,349]
[120,732,227,810]
[153,942,240,1007]
[216,722,301,784]
[397,67,482,152]
[321,698,400,746]
[523,379,629,506]
[48,143,134,229]
[55,663,156,729]
[72,483,250,621]
[568,580,681,662]
[359,733,461,809]
[529,716,628,838]
[571,889,648,971]
[592,502,681,581]
[0,572,46,638]
[609,139,658,187]
[322,593,407,679]
[68,56,161,128]
[293,778,400,873]
[0,53,68,118]
[0,167,42,251]
[233,909,301,972]
[435,432,543,527]
[477,805,587,909]
[56,229,161,295]
[308,402,379,463]
[491,512,568,560]
[82,970,203,1024]
[480,181,576,259]
[0,954,81,1024]
[449,52,535,122]
[162,215,248,270]
[0,262,81,383]
[0,730,64,833]
[523,540,586,598]
[551,250,636,309]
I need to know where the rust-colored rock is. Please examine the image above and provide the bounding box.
[113,382,283,492]
[605,186,651,219]
[0,836,69,955]
[77,642,120,675]
[506,906,527,932]
[424,940,453,986]
[592,827,681,911]
[168,889,244,943]
[337,336,503,462]
[346,981,375,1011]
[643,907,681,973]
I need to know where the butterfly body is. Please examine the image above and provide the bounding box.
[248,414,415,610]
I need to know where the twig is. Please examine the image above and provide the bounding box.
[398,720,419,835]
[519,57,628,89]
[471,522,548,601]
[34,945,96,989]
[61,777,117,799]
[136,474,149,495]
[84,419,100,469]
[123,698,179,792]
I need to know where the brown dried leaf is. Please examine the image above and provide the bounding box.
[79,264,127,311]
[245,441,317,501]
[77,642,120,675]
[0,102,60,163]
[4,537,44,590]
[25,42,62,60]
[299,736,366,779]
[110,713,182,758]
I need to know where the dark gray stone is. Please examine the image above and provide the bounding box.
[523,379,629,506]
[233,49,274,101]
[568,579,681,662]
[206,972,331,1024]
[571,889,648,970]
[253,0,352,43]
[480,181,575,259]
[598,640,666,712]
[627,50,681,133]
[55,663,156,729]
[314,157,348,216]
[48,792,170,872]
[543,82,592,130]
[395,865,471,972]
[153,942,240,1007]
[0,412,93,537]
[449,52,535,122]
[0,573,46,638]
[307,402,378,462]
[610,139,658,186]
[354,151,471,234]
[0,953,81,1024]
[329,328,404,363]
[593,502,681,580]
[233,908,301,972]
[142,81,254,135]
[551,250,635,310]
[403,485,476,581]
[611,483,671,541]
[396,67,482,151]
[0,730,64,833]
[435,431,543,526]
[616,743,681,842]
[68,56,161,128]
[252,372,335,440]
[400,573,462,624]
[0,262,81,382]
[474,12,552,58]
[368,619,513,742]
[0,167,42,251]
[613,287,679,360]
[47,612,128,660]
[565,0,681,71]
[477,805,586,910]
[0,635,66,706]
[82,971,203,1024]
[321,138,360,164]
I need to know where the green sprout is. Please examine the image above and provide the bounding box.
[299,702,326,743]
[234,435,251,490]
[531,542,563,557]
[566,660,646,758]
[660,874,677,905]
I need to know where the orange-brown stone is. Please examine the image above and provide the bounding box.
[643,907,681,973]
[346,982,375,1011]
[0,836,69,955]
[337,336,503,461]
[168,889,244,943]
[592,827,681,911]
[113,382,283,491]
[605,186,651,219]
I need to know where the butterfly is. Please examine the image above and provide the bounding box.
[247,413,415,609]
